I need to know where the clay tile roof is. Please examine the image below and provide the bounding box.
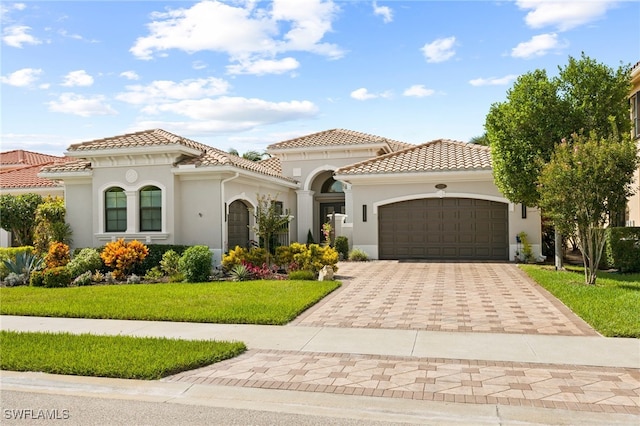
[266,128,413,151]
[0,163,63,189]
[0,150,66,169]
[258,156,282,175]
[178,148,295,182]
[67,128,211,153]
[39,159,92,173]
[336,139,492,175]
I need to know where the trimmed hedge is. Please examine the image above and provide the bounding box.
[605,227,640,273]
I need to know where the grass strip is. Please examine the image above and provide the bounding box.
[520,265,640,338]
[0,280,340,325]
[0,331,246,379]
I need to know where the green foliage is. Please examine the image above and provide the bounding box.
[538,131,639,285]
[0,280,341,325]
[0,193,43,246]
[0,331,246,380]
[178,245,212,283]
[290,243,338,274]
[2,250,44,282]
[288,270,316,280]
[348,248,369,261]
[0,247,34,279]
[230,263,251,282]
[132,244,190,276]
[144,266,165,281]
[67,248,103,279]
[306,229,315,245]
[516,232,533,263]
[160,250,181,276]
[33,196,72,254]
[72,271,93,286]
[30,270,44,287]
[334,236,349,260]
[485,54,633,207]
[605,228,640,273]
[41,266,72,288]
[222,246,267,271]
[252,194,291,262]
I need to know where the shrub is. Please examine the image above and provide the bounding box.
[222,246,248,272]
[127,274,141,284]
[160,250,180,276]
[101,239,149,280]
[42,266,72,288]
[144,266,164,281]
[178,245,212,283]
[244,262,277,280]
[335,236,349,260]
[0,247,34,279]
[605,227,640,272]
[132,244,190,276]
[67,248,102,278]
[4,272,27,287]
[45,242,70,269]
[230,263,251,282]
[72,270,92,286]
[288,270,316,280]
[2,250,44,282]
[245,247,268,267]
[30,270,44,287]
[348,248,369,261]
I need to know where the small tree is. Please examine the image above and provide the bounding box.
[33,196,73,254]
[251,194,291,264]
[0,193,43,246]
[538,130,638,285]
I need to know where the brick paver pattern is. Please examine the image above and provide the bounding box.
[165,349,640,415]
[292,261,597,336]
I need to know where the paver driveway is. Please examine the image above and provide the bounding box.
[292,261,596,336]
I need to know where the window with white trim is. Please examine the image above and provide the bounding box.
[140,186,162,231]
[105,187,127,232]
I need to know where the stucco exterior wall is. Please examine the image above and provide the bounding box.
[64,181,93,249]
[176,177,222,248]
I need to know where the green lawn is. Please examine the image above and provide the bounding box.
[0,331,245,379]
[520,265,640,338]
[0,280,341,325]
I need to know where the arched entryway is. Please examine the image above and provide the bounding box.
[314,174,345,240]
[228,200,250,250]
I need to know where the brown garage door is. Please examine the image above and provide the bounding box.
[378,198,508,260]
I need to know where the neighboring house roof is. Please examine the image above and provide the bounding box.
[0,150,66,170]
[266,128,413,152]
[0,163,64,189]
[67,128,212,153]
[335,139,492,175]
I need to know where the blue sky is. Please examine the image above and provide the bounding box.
[1,0,638,156]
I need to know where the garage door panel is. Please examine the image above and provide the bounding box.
[379,198,508,260]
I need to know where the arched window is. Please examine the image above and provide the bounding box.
[105,187,127,232]
[321,177,344,193]
[140,186,162,231]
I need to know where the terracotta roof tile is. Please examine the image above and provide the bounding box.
[178,148,295,182]
[0,163,62,189]
[0,150,66,169]
[258,156,282,174]
[335,139,492,175]
[39,159,92,173]
[266,129,413,151]
[67,128,211,153]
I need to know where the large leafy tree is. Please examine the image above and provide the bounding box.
[0,193,44,246]
[539,131,638,285]
[485,53,633,264]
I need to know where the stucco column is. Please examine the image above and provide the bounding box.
[343,185,353,224]
[296,190,314,243]
[125,190,137,233]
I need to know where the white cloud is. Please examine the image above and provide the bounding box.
[192,61,207,70]
[1,68,43,87]
[116,77,231,105]
[130,0,343,75]
[403,84,434,98]
[469,74,518,86]
[48,93,117,117]
[0,132,70,156]
[227,57,300,75]
[516,0,614,32]
[120,71,140,80]
[2,25,42,48]
[350,87,391,101]
[511,33,566,58]
[373,1,393,23]
[138,97,318,125]
[421,36,456,63]
[61,70,94,87]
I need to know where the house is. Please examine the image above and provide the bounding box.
[39,128,541,264]
[0,150,70,247]
[627,61,640,226]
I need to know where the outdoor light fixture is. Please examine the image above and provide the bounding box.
[435,183,447,189]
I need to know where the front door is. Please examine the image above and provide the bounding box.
[319,202,345,243]
[228,200,249,250]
